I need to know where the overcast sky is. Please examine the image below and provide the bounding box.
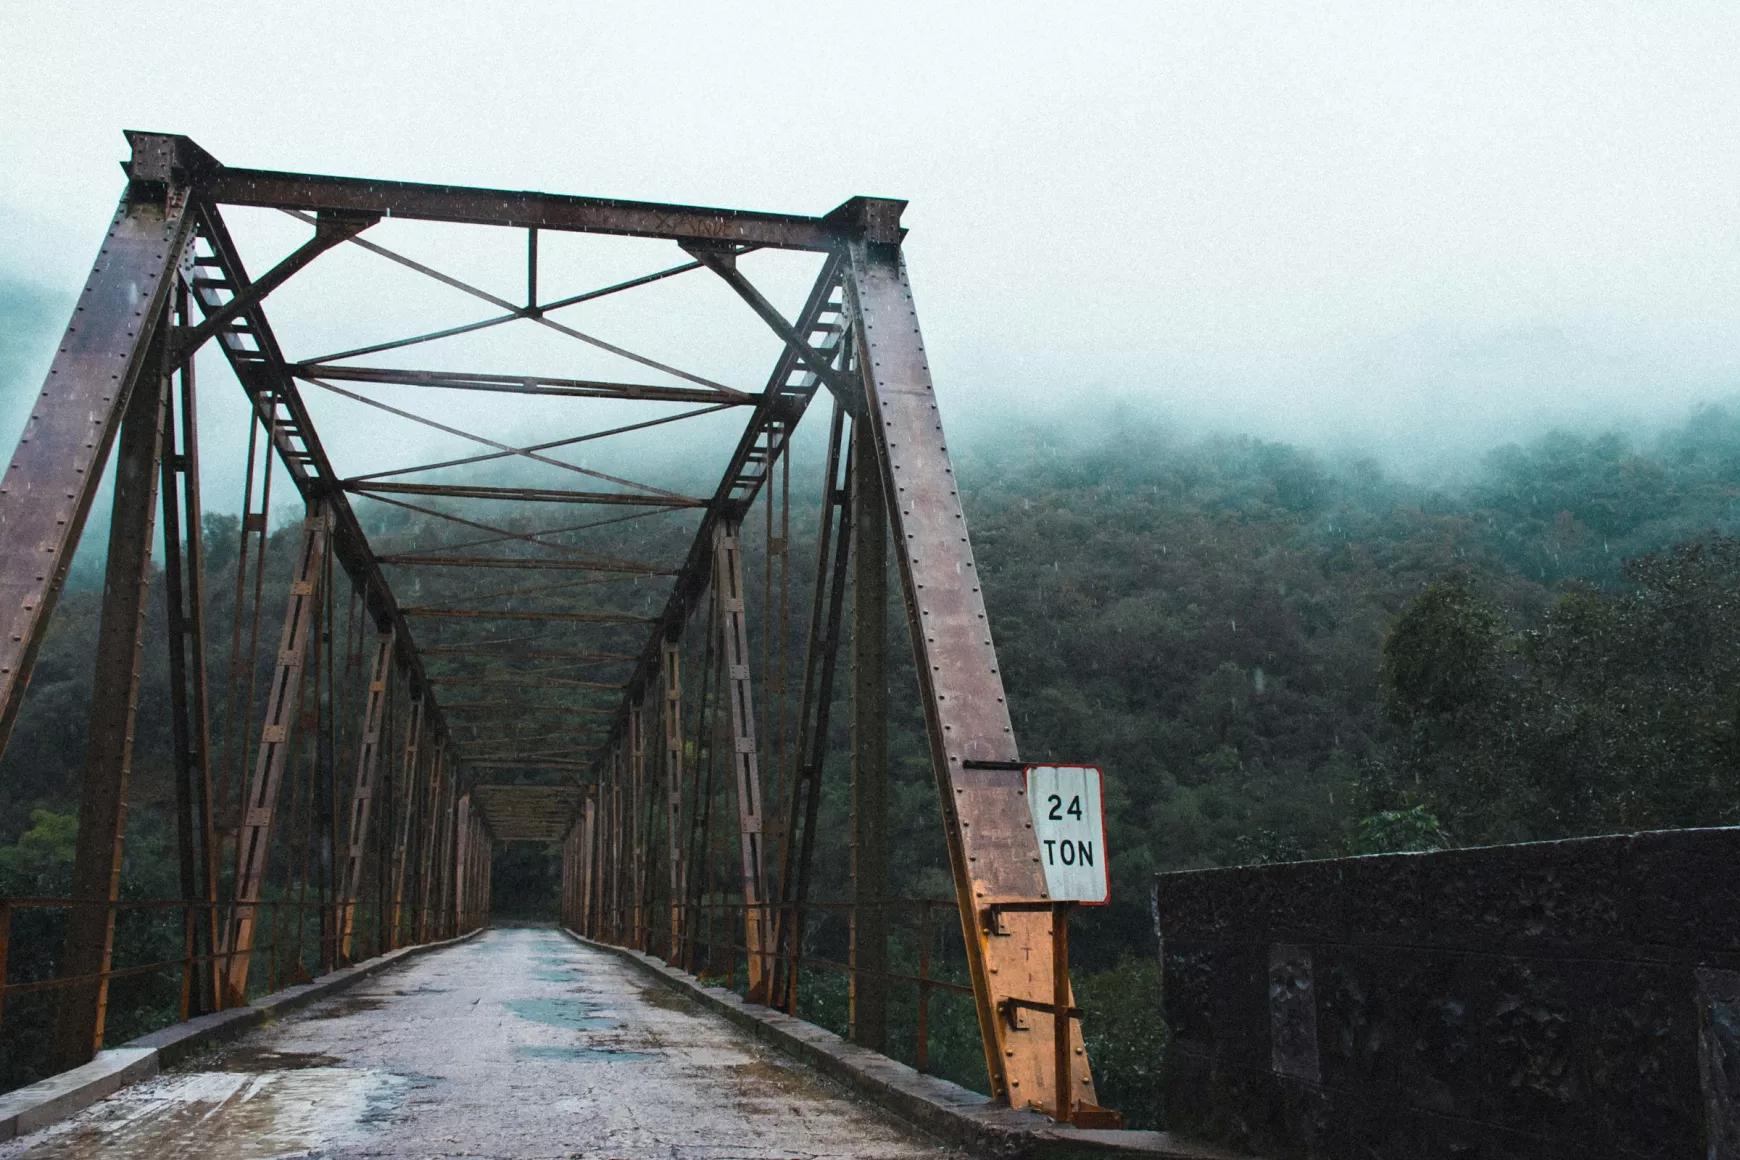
[4,1,1739,481]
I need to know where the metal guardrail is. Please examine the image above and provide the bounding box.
[593,896,974,1077]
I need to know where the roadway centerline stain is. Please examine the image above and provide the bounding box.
[502,996,620,1030]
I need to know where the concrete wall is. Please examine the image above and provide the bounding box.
[1154,827,1740,1159]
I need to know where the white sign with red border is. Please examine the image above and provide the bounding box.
[1024,764,1109,904]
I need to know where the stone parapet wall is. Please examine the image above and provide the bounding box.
[1155,827,1740,1159]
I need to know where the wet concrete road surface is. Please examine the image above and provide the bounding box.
[1,928,964,1160]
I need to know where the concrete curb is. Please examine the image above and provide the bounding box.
[561,928,1246,1160]
[0,928,482,1142]
[0,1049,158,1143]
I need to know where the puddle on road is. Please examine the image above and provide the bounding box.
[214,1047,342,1072]
[4,1067,407,1160]
[517,1045,658,1062]
[308,994,387,1019]
[633,986,692,1012]
[726,1059,827,1097]
[504,996,619,1030]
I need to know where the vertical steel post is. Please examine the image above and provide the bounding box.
[480,828,492,926]
[772,404,853,1011]
[917,900,933,1074]
[0,136,195,757]
[338,632,393,957]
[582,788,598,935]
[843,232,1099,1110]
[52,334,170,1069]
[1052,902,1072,1122]
[630,699,646,948]
[453,794,471,933]
[662,641,684,960]
[222,502,330,1003]
[159,287,219,1016]
[561,826,572,930]
[441,777,458,937]
[712,521,773,1001]
[416,739,446,942]
[0,900,11,1037]
[603,749,617,939]
[620,743,630,943]
[849,414,889,1050]
[388,698,424,948]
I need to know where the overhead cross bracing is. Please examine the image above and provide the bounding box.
[0,131,1118,1128]
[471,786,583,843]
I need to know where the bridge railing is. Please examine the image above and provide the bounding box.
[587,896,985,1087]
[0,892,479,1093]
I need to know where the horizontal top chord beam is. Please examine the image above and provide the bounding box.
[344,481,706,508]
[378,555,674,575]
[471,784,584,841]
[401,607,654,624]
[195,169,895,253]
[296,364,756,406]
[418,646,638,661]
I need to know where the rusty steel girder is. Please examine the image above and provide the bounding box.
[842,237,1100,1112]
[0,150,196,755]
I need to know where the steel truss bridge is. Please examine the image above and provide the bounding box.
[0,133,1116,1130]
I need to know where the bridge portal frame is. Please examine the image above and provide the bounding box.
[0,131,1110,1122]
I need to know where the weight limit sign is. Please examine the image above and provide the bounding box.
[1024,764,1110,904]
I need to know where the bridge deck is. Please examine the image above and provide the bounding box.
[0,929,964,1159]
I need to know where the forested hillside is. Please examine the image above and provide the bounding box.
[2,400,1738,1113]
[7,402,1740,918]
[956,403,1740,964]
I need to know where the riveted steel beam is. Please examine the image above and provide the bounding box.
[339,633,395,958]
[843,237,1099,1112]
[0,136,197,758]
[344,481,704,508]
[401,608,652,625]
[221,503,330,1001]
[297,364,755,406]
[52,328,171,1070]
[380,557,672,576]
[712,521,773,1000]
[200,158,856,251]
[849,414,889,1051]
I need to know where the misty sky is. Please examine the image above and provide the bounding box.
[4,1,1739,483]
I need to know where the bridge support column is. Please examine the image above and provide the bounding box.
[770,403,853,1014]
[452,794,471,933]
[630,699,646,949]
[844,235,1100,1115]
[606,747,620,940]
[339,632,394,959]
[849,414,889,1051]
[586,786,600,936]
[662,641,684,962]
[478,826,493,928]
[53,331,172,1070]
[415,739,446,941]
[158,290,220,1020]
[561,818,575,930]
[388,697,424,949]
[713,522,773,1002]
[222,502,330,1003]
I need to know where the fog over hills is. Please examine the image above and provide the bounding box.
[3,2,1738,499]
